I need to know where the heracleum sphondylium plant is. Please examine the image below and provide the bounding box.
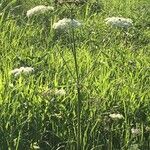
[109,113,124,120]
[105,17,133,28]
[11,67,34,77]
[131,128,141,136]
[1,0,150,149]
[53,18,81,30]
[42,88,66,97]
[53,16,82,149]
[104,16,133,46]
[26,5,54,17]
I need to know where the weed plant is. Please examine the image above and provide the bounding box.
[0,0,150,149]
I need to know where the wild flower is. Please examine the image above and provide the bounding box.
[42,89,54,97]
[9,83,14,88]
[128,144,139,150]
[11,67,34,76]
[26,5,54,17]
[109,113,124,120]
[131,128,141,136]
[42,88,66,97]
[52,18,81,30]
[31,142,40,149]
[146,126,150,132]
[105,17,133,28]
[55,88,66,96]
[55,0,86,5]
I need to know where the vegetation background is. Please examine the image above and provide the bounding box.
[0,0,150,149]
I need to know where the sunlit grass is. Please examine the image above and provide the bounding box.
[0,0,150,149]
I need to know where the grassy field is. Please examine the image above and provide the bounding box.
[0,0,150,149]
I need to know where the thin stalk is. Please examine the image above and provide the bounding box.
[70,19,82,150]
[72,28,81,150]
[56,44,76,81]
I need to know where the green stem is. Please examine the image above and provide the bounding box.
[70,19,82,150]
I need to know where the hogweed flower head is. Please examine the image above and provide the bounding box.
[53,18,81,30]
[105,17,133,28]
[9,83,14,88]
[42,88,66,97]
[131,128,141,136]
[55,0,86,5]
[146,126,150,132]
[109,113,124,120]
[55,88,66,96]
[11,67,34,76]
[26,5,54,17]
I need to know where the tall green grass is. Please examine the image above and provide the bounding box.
[0,0,150,149]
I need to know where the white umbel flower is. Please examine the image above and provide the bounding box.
[26,5,54,17]
[9,83,14,88]
[42,88,66,97]
[53,18,81,30]
[105,17,133,28]
[131,128,141,136]
[11,67,34,76]
[55,88,66,96]
[109,113,124,120]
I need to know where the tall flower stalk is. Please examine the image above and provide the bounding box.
[69,8,82,150]
[53,6,82,149]
[70,18,81,150]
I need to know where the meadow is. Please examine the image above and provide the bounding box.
[0,0,150,149]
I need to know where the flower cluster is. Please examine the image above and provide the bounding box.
[55,0,86,5]
[53,18,81,30]
[105,17,133,28]
[26,5,54,17]
[11,67,34,76]
[42,88,66,97]
[0,3,2,16]
[55,88,66,96]
[131,128,141,136]
[109,113,124,120]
